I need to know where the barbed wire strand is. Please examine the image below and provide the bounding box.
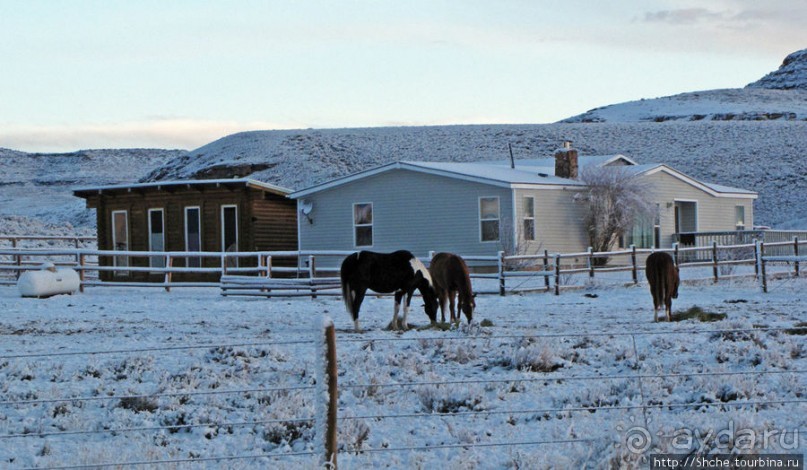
[0,339,315,360]
[339,398,807,422]
[1,415,316,440]
[0,384,315,407]
[341,368,807,391]
[26,449,319,470]
[30,438,593,470]
[1,327,801,361]
[337,326,803,344]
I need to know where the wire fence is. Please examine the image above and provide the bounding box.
[1,235,805,297]
[2,323,804,468]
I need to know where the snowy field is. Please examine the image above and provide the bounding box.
[0,277,805,469]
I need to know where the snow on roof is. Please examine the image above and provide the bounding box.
[402,161,584,186]
[701,182,757,195]
[290,156,756,199]
[488,154,638,170]
[73,178,292,196]
[290,161,586,198]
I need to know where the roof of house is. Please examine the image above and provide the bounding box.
[290,155,757,199]
[73,178,292,198]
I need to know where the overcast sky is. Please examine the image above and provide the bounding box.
[0,0,804,152]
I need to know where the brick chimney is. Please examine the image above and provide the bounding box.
[554,141,578,179]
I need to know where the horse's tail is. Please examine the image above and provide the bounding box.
[340,253,357,317]
[652,272,665,309]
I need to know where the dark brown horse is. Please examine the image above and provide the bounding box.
[340,250,439,331]
[429,252,475,324]
[645,252,680,322]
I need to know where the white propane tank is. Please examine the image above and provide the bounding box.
[17,262,80,298]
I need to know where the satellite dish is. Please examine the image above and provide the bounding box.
[301,200,313,215]
[300,200,314,224]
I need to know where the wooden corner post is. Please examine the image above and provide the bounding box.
[323,320,338,468]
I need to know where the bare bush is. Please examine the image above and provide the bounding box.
[578,166,654,266]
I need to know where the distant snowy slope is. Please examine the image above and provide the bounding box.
[143,121,807,229]
[747,48,807,91]
[0,148,185,228]
[562,48,807,123]
[561,88,807,123]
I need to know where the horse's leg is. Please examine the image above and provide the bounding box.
[449,290,457,324]
[353,288,367,332]
[392,290,405,330]
[666,297,673,322]
[439,291,448,323]
[401,289,415,330]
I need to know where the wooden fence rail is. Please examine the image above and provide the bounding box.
[1,237,805,295]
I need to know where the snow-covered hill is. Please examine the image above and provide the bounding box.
[0,148,185,231]
[562,49,807,123]
[142,121,807,229]
[747,49,807,91]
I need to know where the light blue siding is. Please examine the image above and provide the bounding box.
[298,169,512,266]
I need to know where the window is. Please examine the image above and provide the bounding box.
[626,215,654,249]
[479,197,500,242]
[353,203,373,247]
[654,203,661,249]
[148,209,165,269]
[185,206,201,268]
[111,210,129,276]
[221,205,238,267]
[735,206,745,230]
[522,196,535,241]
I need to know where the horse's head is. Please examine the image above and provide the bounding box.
[459,292,476,324]
[672,266,680,299]
[414,270,439,323]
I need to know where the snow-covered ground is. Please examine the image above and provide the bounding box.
[1,276,804,468]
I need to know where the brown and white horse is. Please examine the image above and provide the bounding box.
[340,250,439,331]
[429,252,476,324]
[645,251,680,322]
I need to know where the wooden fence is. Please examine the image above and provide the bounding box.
[1,236,804,296]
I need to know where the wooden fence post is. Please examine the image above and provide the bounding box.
[794,236,800,277]
[12,238,21,279]
[587,247,594,279]
[79,254,86,293]
[323,320,338,469]
[554,254,561,296]
[164,255,173,292]
[630,245,638,284]
[760,242,768,293]
[309,255,317,299]
[673,242,680,267]
[712,241,719,283]
[261,255,273,296]
[264,255,273,278]
[498,251,505,296]
[543,249,550,291]
[754,240,760,279]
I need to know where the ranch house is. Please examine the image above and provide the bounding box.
[289,146,757,268]
[73,179,297,282]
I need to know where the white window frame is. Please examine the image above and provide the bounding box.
[111,209,129,276]
[147,208,166,269]
[221,204,239,268]
[522,196,535,241]
[735,205,746,230]
[654,203,661,249]
[674,199,699,233]
[353,202,373,248]
[184,206,202,268]
[479,196,501,243]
